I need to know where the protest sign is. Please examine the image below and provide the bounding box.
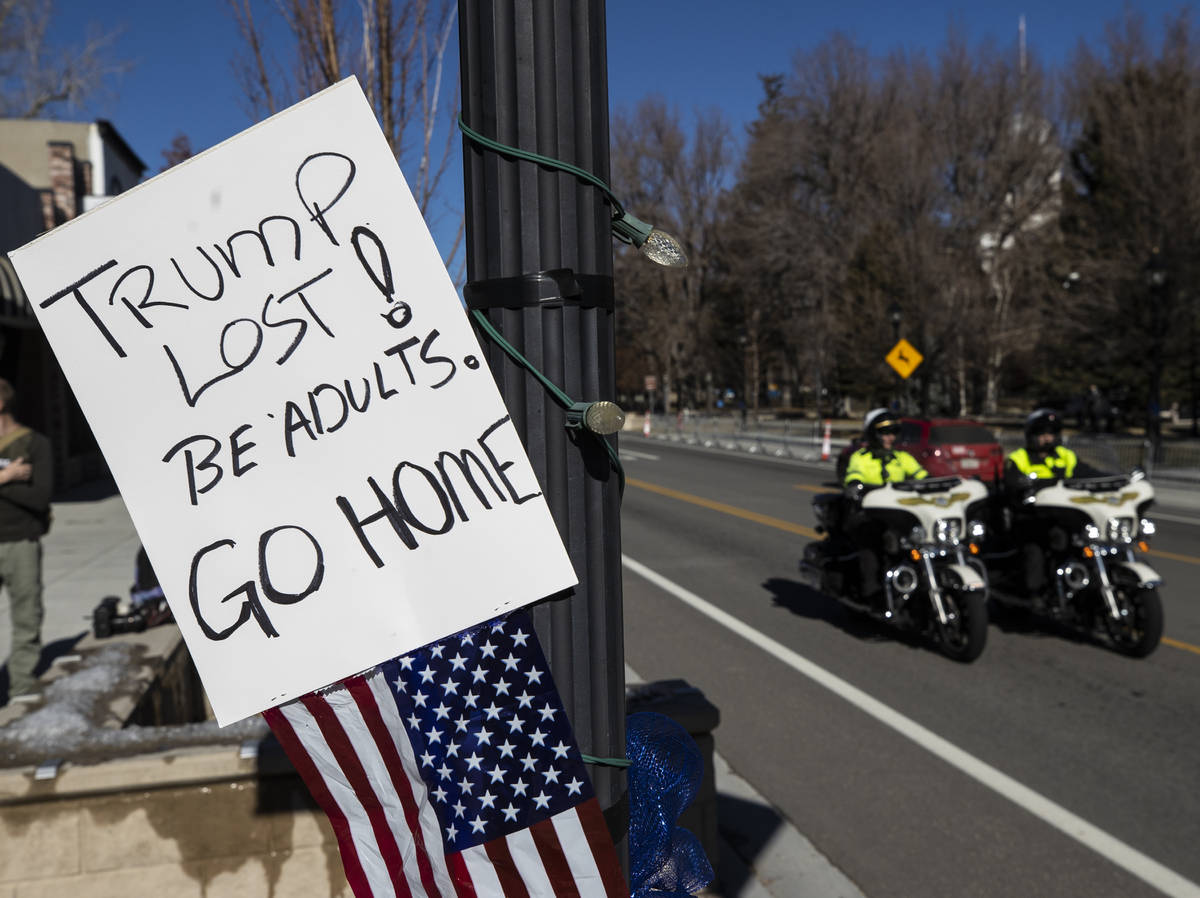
[9,78,577,725]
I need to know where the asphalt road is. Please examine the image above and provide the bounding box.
[617,435,1200,898]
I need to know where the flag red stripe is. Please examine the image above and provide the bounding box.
[529,817,582,898]
[576,799,628,898]
[263,706,374,898]
[302,690,414,898]
[346,676,445,897]
[446,851,478,898]
[483,836,531,898]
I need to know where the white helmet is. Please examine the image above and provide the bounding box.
[862,408,900,446]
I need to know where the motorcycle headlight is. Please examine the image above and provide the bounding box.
[968,519,986,539]
[1139,518,1156,537]
[1084,524,1102,540]
[934,519,961,544]
[1106,517,1134,543]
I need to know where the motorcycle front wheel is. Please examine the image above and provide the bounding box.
[1103,585,1163,658]
[935,581,989,663]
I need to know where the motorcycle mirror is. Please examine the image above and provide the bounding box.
[1130,466,1146,482]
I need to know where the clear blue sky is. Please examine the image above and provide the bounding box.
[53,0,1183,259]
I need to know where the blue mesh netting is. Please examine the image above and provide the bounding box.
[627,711,715,897]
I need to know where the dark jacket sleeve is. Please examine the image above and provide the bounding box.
[1003,458,1033,499]
[0,431,53,515]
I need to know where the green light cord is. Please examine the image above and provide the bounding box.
[470,310,625,498]
[457,115,628,222]
[581,753,633,769]
[471,309,573,408]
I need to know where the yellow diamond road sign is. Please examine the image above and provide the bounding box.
[885,338,923,379]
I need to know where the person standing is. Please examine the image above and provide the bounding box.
[0,379,53,703]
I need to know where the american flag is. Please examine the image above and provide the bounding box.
[263,612,627,898]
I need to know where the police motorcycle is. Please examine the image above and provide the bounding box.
[800,475,992,662]
[985,412,1164,657]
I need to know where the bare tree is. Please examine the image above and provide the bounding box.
[611,98,734,414]
[1063,9,1200,443]
[228,0,461,262]
[159,133,195,172]
[721,37,896,415]
[931,32,1062,413]
[0,0,127,119]
[720,29,1065,417]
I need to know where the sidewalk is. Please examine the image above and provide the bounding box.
[0,478,141,701]
[625,665,865,898]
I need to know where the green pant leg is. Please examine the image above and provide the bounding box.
[2,539,44,696]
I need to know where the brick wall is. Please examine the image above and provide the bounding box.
[44,142,77,229]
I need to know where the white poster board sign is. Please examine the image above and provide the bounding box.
[10,78,577,725]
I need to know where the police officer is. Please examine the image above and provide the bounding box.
[843,409,928,604]
[1003,408,1102,596]
[844,408,928,487]
[1003,408,1087,493]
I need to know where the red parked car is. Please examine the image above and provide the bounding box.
[835,418,1004,483]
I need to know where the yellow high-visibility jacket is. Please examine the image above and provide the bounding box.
[1006,445,1079,480]
[844,448,928,486]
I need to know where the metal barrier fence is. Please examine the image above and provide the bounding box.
[636,414,1200,484]
[638,414,844,464]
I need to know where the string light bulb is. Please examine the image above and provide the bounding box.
[611,211,688,268]
[457,117,688,269]
[565,401,626,436]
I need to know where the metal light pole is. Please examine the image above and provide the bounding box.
[458,0,626,855]
[1144,251,1168,462]
[888,300,902,410]
[1190,297,1198,438]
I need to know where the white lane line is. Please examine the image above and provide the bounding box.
[622,554,1200,898]
[1151,511,1200,526]
[619,449,660,461]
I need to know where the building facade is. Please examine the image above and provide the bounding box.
[0,119,146,488]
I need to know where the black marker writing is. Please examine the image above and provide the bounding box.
[188,524,325,641]
[296,152,356,246]
[262,267,335,365]
[38,260,125,357]
[164,318,264,408]
[336,414,541,567]
[109,264,187,331]
[162,424,260,505]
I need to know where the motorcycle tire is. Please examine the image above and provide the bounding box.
[935,583,988,663]
[1103,586,1163,658]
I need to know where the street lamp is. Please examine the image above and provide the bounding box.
[1144,249,1169,460]
[887,301,903,411]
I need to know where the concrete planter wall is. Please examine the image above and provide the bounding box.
[0,626,351,897]
[0,742,347,897]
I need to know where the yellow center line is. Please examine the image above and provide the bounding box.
[1162,637,1200,657]
[629,476,1200,657]
[627,477,820,539]
[1147,547,1200,566]
[794,483,838,493]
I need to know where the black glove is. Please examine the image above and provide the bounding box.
[843,480,867,502]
